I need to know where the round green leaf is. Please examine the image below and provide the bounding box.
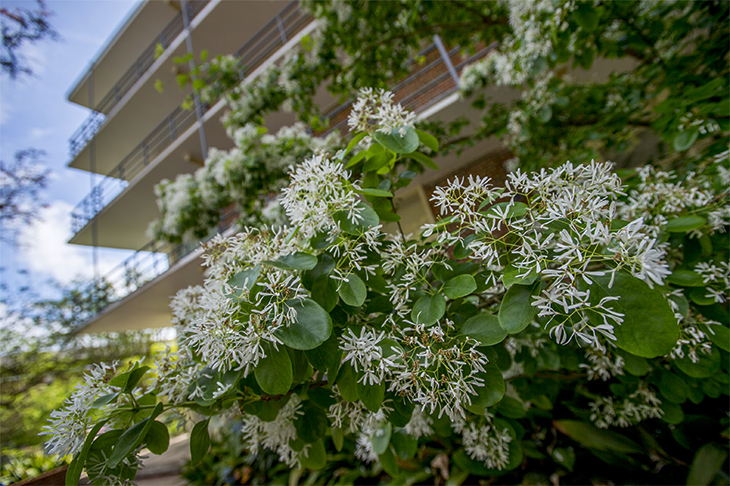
[587,273,679,358]
[145,421,170,455]
[255,342,293,395]
[371,422,392,455]
[294,401,328,443]
[373,126,420,153]
[336,362,360,402]
[300,439,326,470]
[391,428,418,459]
[190,419,210,466]
[443,274,477,299]
[673,129,699,152]
[673,346,721,378]
[277,299,332,350]
[498,283,539,334]
[411,294,446,326]
[554,420,642,454]
[266,252,318,271]
[471,362,505,408]
[338,273,367,307]
[357,380,385,412]
[665,215,706,233]
[415,128,439,151]
[461,314,507,346]
[667,269,705,287]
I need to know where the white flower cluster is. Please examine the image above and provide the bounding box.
[589,383,663,429]
[347,87,416,137]
[427,160,671,348]
[695,261,730,304]
[455,411,513,471]
[389,321,489,421]
[280,153,362,239]
[580,342,625,381]
[617,165,728,236]
[41,362,119,457]
[151,122,340,244]
[240,394,305,467]
[460,0,574,92]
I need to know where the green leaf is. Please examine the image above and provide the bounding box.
[502,263,539,289]
[391,428,418,459]
[415,128,439,151]
[145,421,170,455]
[573,3,601,31]
[266,252,318,271]
[190,419,210,466]
[305,334,341,373]
[358,187,394,198]
[554,420,642,454]
[379,445,400,477]
[687,443,728,486]
[336,362,359,402]
[496,396,526,419]
[338,273,367,307]
[470,362,505,408]
[312,274,338,312]
[659,401,684,424]
[108,403,163,468]
[124,366,151,393]
[363,152,392,172]
[371,422,392,455]
[374,126,420,153]
[91,393,119,408]
[443,274,477,299]
[704,323,730,352]
[277,299,332,350]
[536,105,552,123]
[300,439,327,469]
[332,427,344,452]
[674,129,699,152]
[66,420,107,486]
[345,150,368,168]
[255,341,293,395]
[411,294,446,326]
[461,314,506,346]
[294,401,329,443]
[498,283,539,334]
[339,132,366,161]
[226,265,261,299]
[333,201,380,234]
[408,151,439,170]
[667,270,706,287]
[665,216,706,233]
[658,369,690,404]
[357,380,385,412]
[674,346,720,378]
[587,273,679,358]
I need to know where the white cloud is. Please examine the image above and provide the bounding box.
[29,127,55,140]
[17,200,121,284]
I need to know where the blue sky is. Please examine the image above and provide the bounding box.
[1,0,139,301]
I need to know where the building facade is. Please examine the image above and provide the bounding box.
[67,0,512,334]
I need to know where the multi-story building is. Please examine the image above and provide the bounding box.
[67,0,515,335]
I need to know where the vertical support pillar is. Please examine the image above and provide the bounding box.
[181,0,208,157]
[88,65,100,290]
[433,35,460,86]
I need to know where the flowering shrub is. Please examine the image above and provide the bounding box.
[45,90,728,484]
[149,122,341,245]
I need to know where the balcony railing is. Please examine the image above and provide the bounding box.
[71,1,311,235]
[321,42,496,136]
[92,205,240,317]
[68,0,210,159]
[82,42,497,324]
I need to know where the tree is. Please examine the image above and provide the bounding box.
[1,0,58,78]
[0,148,49,238]
[45,89,729,484]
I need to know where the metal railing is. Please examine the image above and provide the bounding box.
[70,1,310,235]
[322,42,496,136]
[69,0,210,159]
[92,205,240,313]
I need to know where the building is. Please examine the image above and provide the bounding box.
[67,0,516,335]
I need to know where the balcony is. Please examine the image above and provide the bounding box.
[69,2,313,244]
[68,0,210,160]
